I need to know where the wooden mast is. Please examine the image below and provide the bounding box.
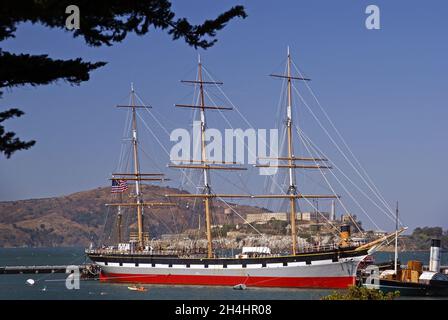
[286,47,298,255]
[253,47,337,256]
[167,56,249,259]
[130,83,145,249]
[117,193,123,243]
[198,56,214,258]
[110,86,174,251]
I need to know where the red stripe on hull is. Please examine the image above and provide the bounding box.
[100,272,355,289]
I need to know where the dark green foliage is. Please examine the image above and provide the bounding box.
[0,108,35,158]
[0,1,247,48]
[0,0,247,158]
[410,227,448,250]
[169,5,247,49]
[322,285,400,300]
[0,50,106,95]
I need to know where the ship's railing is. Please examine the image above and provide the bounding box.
[85,248,198,256]
[295,241,364,254]
[296,243,337,253]
[86,241,365,257]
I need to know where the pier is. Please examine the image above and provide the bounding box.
[0,264,100,277]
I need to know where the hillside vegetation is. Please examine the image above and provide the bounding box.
[0,185,265,247]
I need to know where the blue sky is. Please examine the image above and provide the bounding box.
[1,0,447,231]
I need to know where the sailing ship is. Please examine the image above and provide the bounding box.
[86,50,402,289]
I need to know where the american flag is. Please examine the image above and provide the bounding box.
[111,179,128,193]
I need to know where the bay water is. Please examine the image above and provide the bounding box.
[0,247,446,300]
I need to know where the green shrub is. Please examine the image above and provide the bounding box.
[322,286,400,300]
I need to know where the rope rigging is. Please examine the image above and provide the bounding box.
[101,52,402,254]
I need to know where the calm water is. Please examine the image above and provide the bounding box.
[0,247,446,300]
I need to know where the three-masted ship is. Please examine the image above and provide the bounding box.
[86,51,401,288]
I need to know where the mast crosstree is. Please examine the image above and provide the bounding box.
[166,57,249,258]
[253,48,338,255]
[168,53,339,257]
[109,84,174,250]
[85,50,408,291]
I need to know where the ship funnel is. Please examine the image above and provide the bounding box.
[429,239,441,273]
[330,200,336,221]
[340,224,350,247]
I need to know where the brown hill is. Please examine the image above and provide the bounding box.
[0,185,267,248]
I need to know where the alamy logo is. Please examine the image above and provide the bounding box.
[65,5,80,30]
[65,265,80,290]
[170,122,279,175]
[365,5,381,30]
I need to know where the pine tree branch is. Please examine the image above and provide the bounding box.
[0,108,36,158]
[0,50,106,95]
[0,1,247,49]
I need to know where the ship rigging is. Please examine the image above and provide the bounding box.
[87,49,404,288]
